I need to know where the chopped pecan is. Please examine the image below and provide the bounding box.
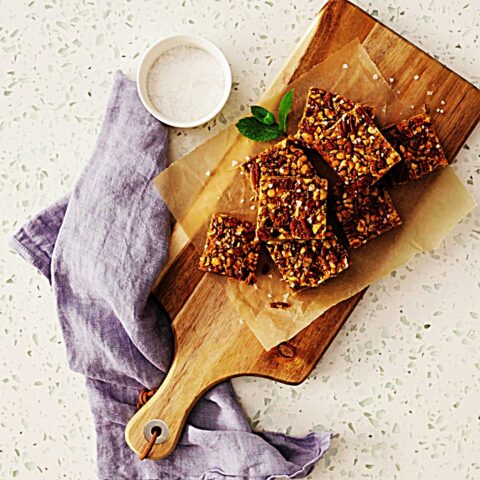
[267,226,349,292]
[269,301,291,309]
[318,106,402,194]
[295,87,376,152]
[382,113,448,184]
[256,176,328,241]
[198,214,261,285]
[333,184,402,248]
[240,136,315,194]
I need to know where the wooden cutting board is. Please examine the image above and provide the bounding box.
[125,0,480,459]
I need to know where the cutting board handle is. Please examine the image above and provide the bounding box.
[125,345,211,460]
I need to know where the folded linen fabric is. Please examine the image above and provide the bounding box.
[10,71,330,480]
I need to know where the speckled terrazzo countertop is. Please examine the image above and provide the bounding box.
[1,0,479,478]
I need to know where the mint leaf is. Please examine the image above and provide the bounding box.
[236,117,282,142]
[235,91,294,142]
[278,88,295,133]
[251,105,275,125]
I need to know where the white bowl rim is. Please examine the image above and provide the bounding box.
[137,34,232,128]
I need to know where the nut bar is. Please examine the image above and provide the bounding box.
[334,185,402,249]
[382,113,448,184]
[241,136,316,193]
[256,176,328,241]
[266,226,349,292]
[296,88,357,150]
[318,105,402,194]
[198,213,261,285]
[295,87,376,152]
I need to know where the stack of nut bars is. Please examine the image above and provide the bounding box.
[198,87,448,294]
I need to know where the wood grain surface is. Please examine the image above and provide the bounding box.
[125,0,480,459]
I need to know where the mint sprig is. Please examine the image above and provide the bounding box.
[251,106,275,125]
[236,118,282,142]
[278,89,294,133]
[236,89,295,142]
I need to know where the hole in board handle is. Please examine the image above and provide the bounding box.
[143,419,169,444]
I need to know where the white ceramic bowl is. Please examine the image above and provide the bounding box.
[137,34,232,128]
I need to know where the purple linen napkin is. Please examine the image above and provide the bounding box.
[10,71,331,480]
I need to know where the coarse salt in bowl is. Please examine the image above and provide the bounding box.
[137,34,232,128]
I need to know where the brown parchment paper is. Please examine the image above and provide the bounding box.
[153,40,475,350]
